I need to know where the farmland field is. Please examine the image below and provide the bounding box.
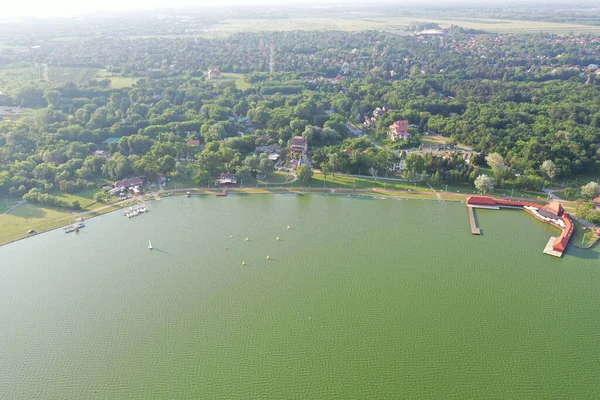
[48,66,99,85]
[200,15,600,37]
[0,66,44,92]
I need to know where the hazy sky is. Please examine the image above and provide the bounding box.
[2,0,577,18]
[0,0,313,17]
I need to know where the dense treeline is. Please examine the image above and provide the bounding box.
[0,27,599,207]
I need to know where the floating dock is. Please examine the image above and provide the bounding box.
[467,206,481,235]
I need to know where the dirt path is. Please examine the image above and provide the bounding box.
[427,183,442,200]
[0,201,25,218]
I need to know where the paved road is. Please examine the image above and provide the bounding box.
[543,188,562,201]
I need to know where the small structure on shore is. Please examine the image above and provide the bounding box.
[216,173,237,188]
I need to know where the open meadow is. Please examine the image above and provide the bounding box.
[0,204,76,245]
[200,14,600,37]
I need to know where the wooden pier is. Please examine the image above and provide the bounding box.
[467,206,481,235]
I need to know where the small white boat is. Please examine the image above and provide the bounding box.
[148,240,153,250]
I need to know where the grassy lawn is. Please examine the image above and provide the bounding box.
[571,219,599,248]
[305,173,433,192]
[159,175,197,190]
[108,76,140,89]
[97,69,140,88]
[561,173,600,186]
[0,204,76,245]
[257,171,295,185]
[54,187,106,209]
[220,73,251,90]
[421,135,449,146]
[0,195,22,214]
[431,182,544,199]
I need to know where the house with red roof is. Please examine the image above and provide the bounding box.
[387,120,411,141]
[594,196,600,210]
[114,177,144,189]
[538,201,565,219]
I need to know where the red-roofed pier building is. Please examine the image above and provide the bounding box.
[467,197,574,257]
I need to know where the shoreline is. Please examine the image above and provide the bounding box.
[0,187,573,248]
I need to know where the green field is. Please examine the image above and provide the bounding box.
[430,181,544,199]
[54,188,102,210]
[0,203,76,245]
[0,196,20,214]
[0,188,125,246]
[421,135,449,147]
[305,173,433,192]
[97,70,140,88]
[220,73,251,90]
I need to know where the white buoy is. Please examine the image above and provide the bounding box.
[287,226,291,230]
[245,238,249,242]
[230,235,233,238]
[266,255,271,260]
[276,237,280,241]
[242,261,246,266]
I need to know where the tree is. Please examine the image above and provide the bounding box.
[430,170,441,186]
[71,200,82,210]
[406,154,425,174]
[368,166,378,180]
[485,153,504,171]
[563,187,578,201]
[193,170,211,187]
[235,166,253,184]
[94,191,108,203]
[258,152,274,176]
[320,164,331,183]
[297,165,313,183]
[43,90,61,108]
[327,153,340,177]
[157,155,176,175]
[580,182,599,200]
[474,174,494,194]
[540,160,558,181]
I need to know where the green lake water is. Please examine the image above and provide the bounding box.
[1,194,599,398]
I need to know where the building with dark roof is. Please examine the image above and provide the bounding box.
[290,136,308,154]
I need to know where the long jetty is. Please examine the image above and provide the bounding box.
[467,206,481,235]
